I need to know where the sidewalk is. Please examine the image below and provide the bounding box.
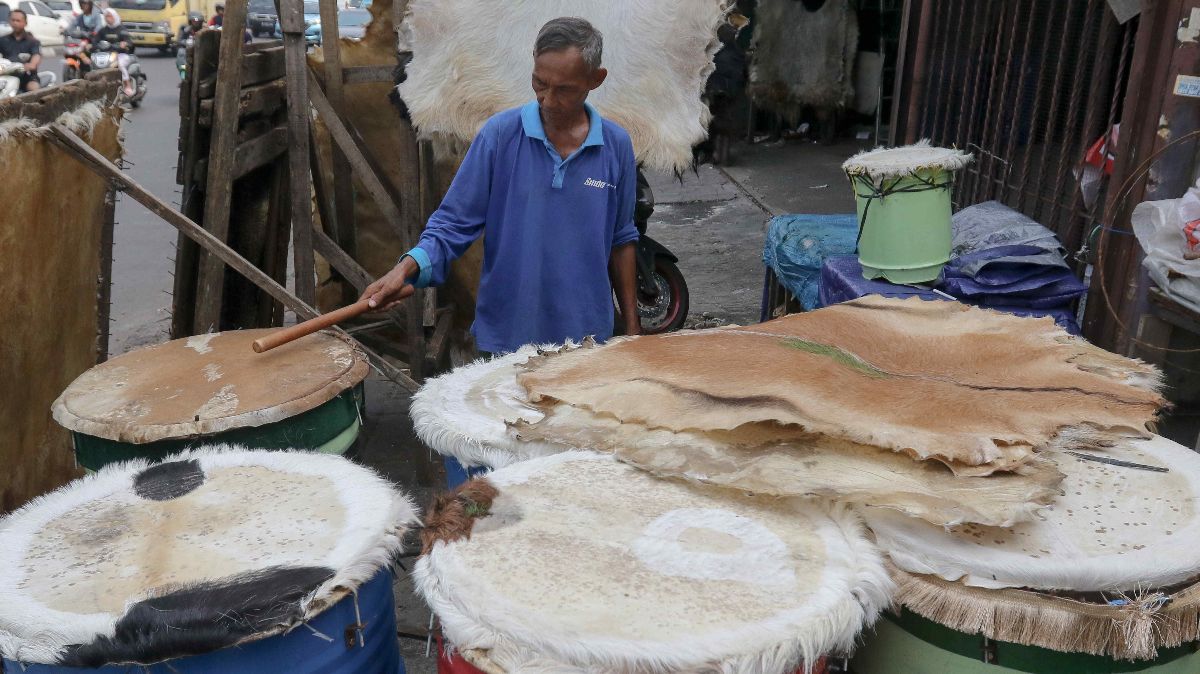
[645,137,868,325]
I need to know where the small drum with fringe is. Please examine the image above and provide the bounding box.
[0,447,416,672]
[52,330,369,470]
[410,344,566,487]
[854,434,1200,672]
[416,451,893,673]
[842,142,972,284]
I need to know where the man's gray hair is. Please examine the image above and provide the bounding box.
[534,17,603,71]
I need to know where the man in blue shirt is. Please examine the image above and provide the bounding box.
[360,17,640,355]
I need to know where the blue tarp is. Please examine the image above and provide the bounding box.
[6,569,405,674]
[761,213,860,312]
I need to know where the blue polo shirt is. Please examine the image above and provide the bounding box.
[406,101,639,354]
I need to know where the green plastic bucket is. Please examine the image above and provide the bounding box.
[851,168,953,284]
[852,610,1200,674]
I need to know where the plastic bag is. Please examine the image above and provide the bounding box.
[1131,178,1200,313]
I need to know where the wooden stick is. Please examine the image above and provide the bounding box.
[48,123,421,393]
[252,293,410,353]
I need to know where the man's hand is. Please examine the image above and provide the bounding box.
[359,256,420,310]
[609,242,640,336]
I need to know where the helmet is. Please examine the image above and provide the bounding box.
[188,10,203,28]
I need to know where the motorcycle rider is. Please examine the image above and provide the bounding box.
[208,3,224,27]
[177,11,205,42]
[90,8,135,97]
[73,0,103,35]
[0,10,42,93]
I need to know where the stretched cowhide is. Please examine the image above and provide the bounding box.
[519,297,1163,473]
[410,344,564,471]
[865,434,1200,593]
[396,0,732,173]
[0,447,416,667]
[747,0,857,118]
[416,452,893,674]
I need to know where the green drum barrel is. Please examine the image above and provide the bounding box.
[852,169,953,284]
[52,329,370,471]
[852,610,1200,674]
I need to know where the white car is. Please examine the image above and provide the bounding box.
[0,0,63,47]
[43,0,80,31]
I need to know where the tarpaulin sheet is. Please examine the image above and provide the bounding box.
[762,213,859,312]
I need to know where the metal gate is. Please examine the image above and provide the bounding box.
[893,0,1139,258]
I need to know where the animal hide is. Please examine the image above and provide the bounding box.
[512,405,1062,527]
[410,344,566,469]
[0,99,122,513]
[865,434,1200,593]
[415,452,893,674]
[519,297,1164,472]
[0,447,416,665]
[890,565,1200,662]
[748,0,858,118]
[397,0,732,173]
[52,329,368,443]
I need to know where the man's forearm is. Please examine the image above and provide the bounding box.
[609,242,640,335]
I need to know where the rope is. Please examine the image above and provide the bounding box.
[848,171,954,249]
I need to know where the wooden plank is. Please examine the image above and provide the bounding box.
[198,78,287,126]
[426,307,453,367]
[315,2,358,278]
[96,181,117,363]
[343,64,396,85]
[49,124,420,393]
[192,126,289,189]
[306,70,408,244]
[193,0,250,334]
[280,0,316,306]
[197,46,286,98]
[418,138,436,328]
[260,158,291,327]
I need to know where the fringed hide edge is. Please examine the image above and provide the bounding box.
[890,564,1200,662]
[0,100,111,143]
[420,478,499,555]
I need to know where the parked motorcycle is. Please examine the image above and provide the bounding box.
[61,29,90,82]
[89,39,147,107]
[616,169,689,334]
[0,53,55,99]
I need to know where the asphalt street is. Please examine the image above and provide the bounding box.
[44,49,196,356]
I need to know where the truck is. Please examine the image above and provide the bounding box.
[107,0,218,53]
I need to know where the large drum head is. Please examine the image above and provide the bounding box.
[410,345,566,469]
[52,330,368,444]
[865,435,1200,592]
[417,452,892,674]
[0,448,415,667]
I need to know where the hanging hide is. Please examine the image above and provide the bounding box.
[747,0,858,119]
[415,452,893,673]
[519,297,1164,471]
[396,0,733,174]
[0,447,416,667]
[865,434,1200,594]
[512,405,1063,527]
[0,93,123,513]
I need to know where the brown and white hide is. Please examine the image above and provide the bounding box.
[396,0,732,174]
[519,297,1164,471]
[747,0,858,120]
[512,405,1063,527]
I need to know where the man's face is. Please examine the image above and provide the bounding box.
[531,47,606,127]
[9,11,26,35]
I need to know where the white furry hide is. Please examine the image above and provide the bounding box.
[410,344,568,470]
[0,446,417,664]
[416,452,893,673]
[0,100,110,143]
[866,435,1200,593]
[748,0,858,117]
[842,140,974,179]
[397,0,732,173]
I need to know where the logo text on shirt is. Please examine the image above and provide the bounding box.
[583,177,616,190]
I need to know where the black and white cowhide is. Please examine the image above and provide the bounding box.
[0,447,415,667]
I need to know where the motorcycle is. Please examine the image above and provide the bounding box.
[617,169,689,334]
[176,35,194,81]
[0,53,55,99]
[89,40,147,107]
[61,29,90,82]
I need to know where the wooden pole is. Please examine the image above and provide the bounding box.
[48,124,420,393]
[193,0,249,334]
[279,0,317,307]
[317,0,356,279]
[96,180,117,363]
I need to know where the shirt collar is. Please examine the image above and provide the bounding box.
[520,100,605,148]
